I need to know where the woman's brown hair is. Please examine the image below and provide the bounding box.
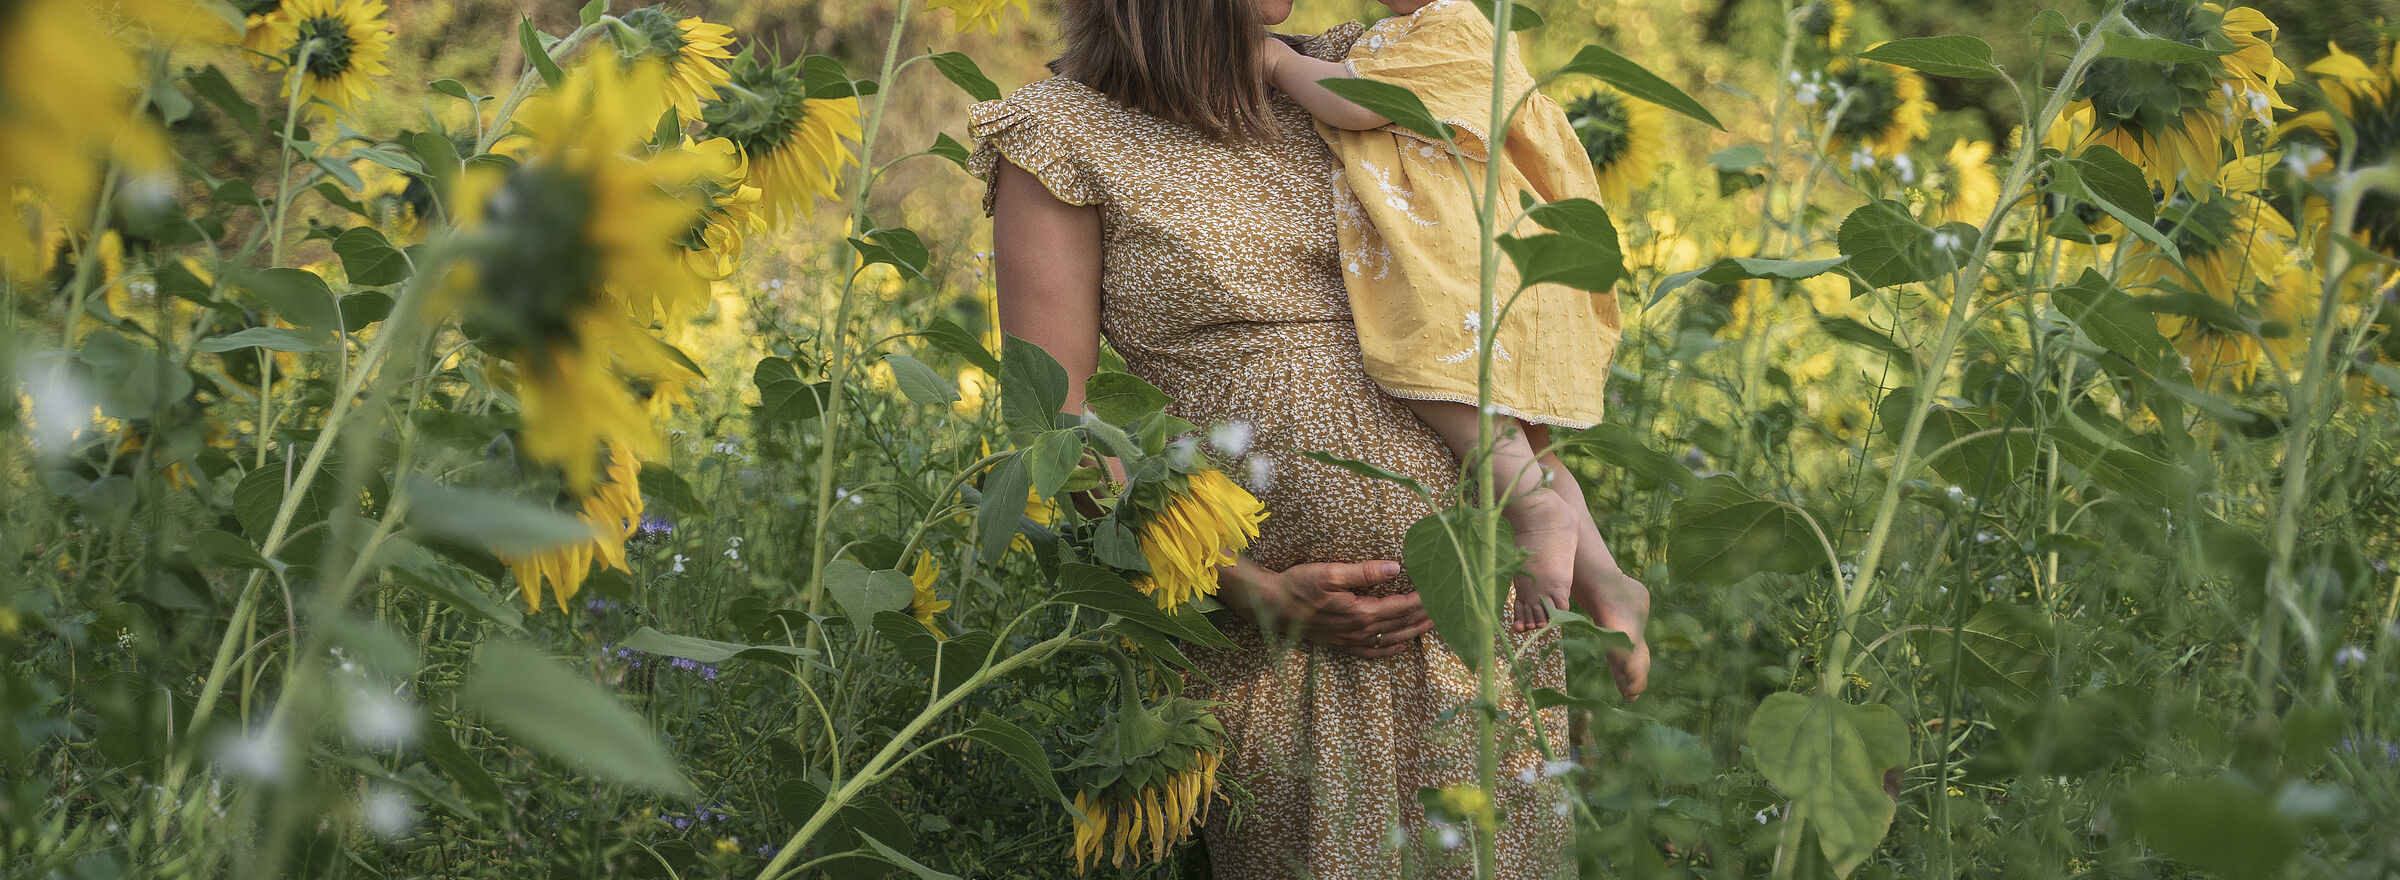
[1047,0,1284,143]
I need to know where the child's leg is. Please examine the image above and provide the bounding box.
[1402,400,1576,632]
[1525,423,1652,699]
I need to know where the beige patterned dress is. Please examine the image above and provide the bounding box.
[969,23,1571,880]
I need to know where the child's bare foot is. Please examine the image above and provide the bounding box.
[1503,486,1576,633]
[1568,549,1651,699]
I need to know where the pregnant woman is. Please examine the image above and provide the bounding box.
[970,0,1648,875]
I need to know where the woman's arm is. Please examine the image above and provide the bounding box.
[991,156,1104,414]
[1259,37,1391,131]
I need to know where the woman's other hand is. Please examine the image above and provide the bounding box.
[1218,558,1433,659]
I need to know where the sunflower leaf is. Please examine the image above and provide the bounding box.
[1083,371,1170,424]
[826,560,915,628]
[1296,449,1429,498]
[1316,77,1453,143]
[402,475,598,556]
[754,357,831,422]
[2051,268,2174,372]
[1553,44,1725,131]
[974,454,1032,563]
[1859,35,2003,79]
[1745,692,1910,877]
[1025,429,1086,500]
[915,316,1001,374]
[1835,199,1961,289]
[1469,0,1544,31]
[333,226,410,286]
[186,65,259,131]
[886,352,960,407]
[637,462,709,518]
[928,51,1000,102]
[195,327,335,354]
[964,714,1073,811]
[1402,506,1508,674]
[1651,255,1851,304]
[858,830,965,880]
[1544,423,1696,491]
[578,0,606,28]
[927,132,971,170]
[1051,563,1233,649]
[461,639,693,796]
[803,54,877,100]
[517,18,563,88]
[1000,336,1070,435]
[2097,31,2233,63]
[1665,476,1828,584]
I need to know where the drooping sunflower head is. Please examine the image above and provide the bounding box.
[666,136,764,282]
[1067,687,1228,873]
[457,61,707,485]
[2059,0,2293,201]
[1932,138,2000,226]
[264,0,393,120]
[924,0,1032,34]
[1565,86,1664,207]
[1823,56,1932,160]
[2121,154,2305,388]
[907,550,951,640]
[502,442,645,612]
[699,48,862,228]
[1126,468,1268,610]
[1796,0,1851,52]
[611,7,735,124]
[2284,39,2400,256]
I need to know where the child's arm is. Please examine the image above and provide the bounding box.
[1259,36,1391,131]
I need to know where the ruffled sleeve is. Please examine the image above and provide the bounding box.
[966,83,1105,218]
[1342,0,1537,163]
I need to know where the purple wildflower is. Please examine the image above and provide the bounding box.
[638,514,674,538]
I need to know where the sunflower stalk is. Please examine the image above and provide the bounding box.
[1471,0,1519,876]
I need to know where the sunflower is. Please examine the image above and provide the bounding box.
[669,136,764,282]
[924,0,1032,34]
[1127,468,1268,610]
[2283,38,2400,257]
[1823,56,1932,160]
[2119,153,2306,387]
[237,0,287,54]
[1067,684,1227,873]
[263,0,393,120]
[458,60,708,487]
[2053,0,2292,203]
[699,48,863,227]
[611,7,735,124]
[1564,86,1664,207]
[1932,138,2000,226]
[1796,0,1851,52]
[0,0,164,283]
[907,551,951,640]
[502,443,645,612]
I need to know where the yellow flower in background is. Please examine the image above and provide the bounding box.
[502,443,645,612]
[264,0,393,119]
[614,7,735,124]
[2119,153,2306,388]
[1823,56,1932,160]
[907,551,951,640]
[457,60,709,487]
[2283,38,2400,258]
[1934,139,2000,226]
[672,137,766,282]
[925,0,1031,34]
[700,49,863,227]
[1796,0,1851,51]
[239,0,289,54]
[1129,469,1267,610]
[1565,86,1664,207]
[2053,0,2292,203]
[1434,783,1498,832]
[0,0,166,283]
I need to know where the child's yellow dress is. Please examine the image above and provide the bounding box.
[1321,0,1622,429]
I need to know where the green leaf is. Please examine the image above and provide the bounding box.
[186,65,259,130]
[244,267,341,330]
[346,146,422,175]
[803,53,876,100]
[1469,0,1543,30]
[1652,255,1850,303]
[1858,35,2003,79]
[1835,200,1960,289]
[518,18,563,88]
[618,625,818,667]
[415,723,506,809]
[2063,145,2156,226]
[2032,8,2073,37]
[189,528,275,573]
[1316,77,1454,142]
[428,79,476,102]
[2051,268,2174,372]
[825,560,916,628]
[917,317,1000,374]
[1024,429,1085,501]
[461,639,692,796]
[1402,507,1506,674]
[1666,476,1825,584]
[928,51,1000,102]
[857,833,964,880]
[378,538,526,631]
[232,456,340,540]
[885,352,960,406]
[754,357,831,422]
[1545,423,1696,490]
[927,132,971,170]
[636,462,708,518]
[1000,336,1069,435]
[311,153,364,190]
[195,327,335,354]
[1553,44,1724,131]
[1295,449,1430,497]
[341,291,395,331]
[1049,563,1234,649]
[406,131,463,196]
[871,612,996,694]
[974,454,1031,564]
[333,226,410,286]
[963,714,1071,810]
[1814,316,1917,378]
[1708,144,1765,171]
[1747,693,1909,877]
[2119,776,2300,877]
[1499,231,1625,293]
[578,0,606,28]
[402,475,597,555]
[849,227,931,280]
[2098,31,2232,63]
[78,330,192,419]
[1083,370,1170,424]
[1908,603,2055,703]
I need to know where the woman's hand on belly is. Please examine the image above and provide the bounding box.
[1218,558,1432,659]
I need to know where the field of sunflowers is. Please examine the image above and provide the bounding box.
[3,0,2398,876]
